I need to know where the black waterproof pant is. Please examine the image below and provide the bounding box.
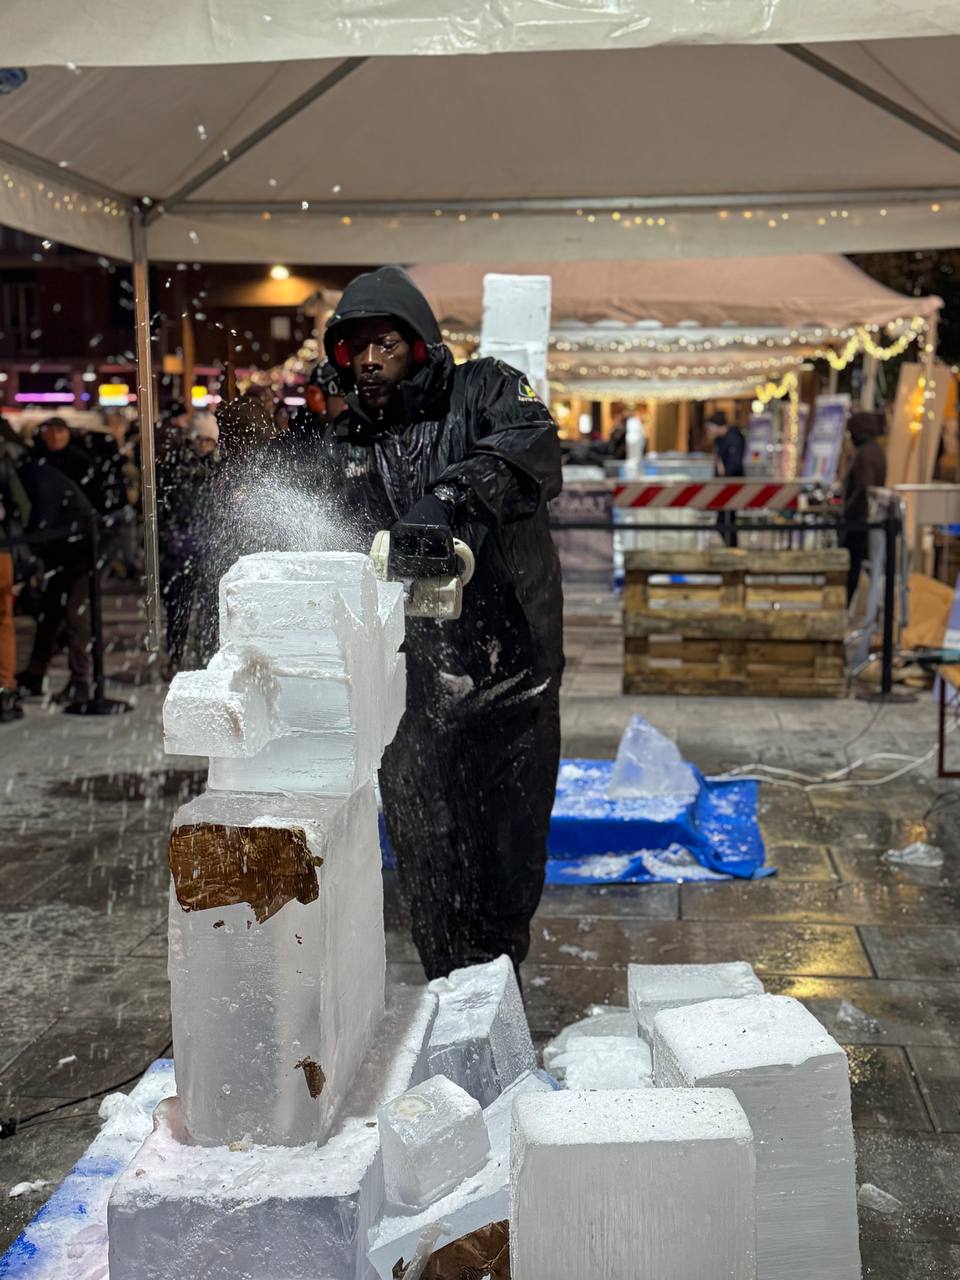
[379,680,561,981]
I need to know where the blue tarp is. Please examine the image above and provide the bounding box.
[546,759,770,884]
[382,758,771,885]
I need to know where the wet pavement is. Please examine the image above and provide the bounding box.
[1,586,959,1274]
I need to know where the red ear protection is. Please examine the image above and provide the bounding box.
[333,338,351,370]
[412,338,428,365]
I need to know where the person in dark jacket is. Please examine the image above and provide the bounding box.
[17,434,97,703]
[709,410,745,546]
[842,410,887,603]
[319,266,564,981]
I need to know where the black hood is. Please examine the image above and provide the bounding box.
[323,266,443,370]
[324,266,452,435]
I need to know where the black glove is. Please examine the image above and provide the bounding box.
[398,492,451,529]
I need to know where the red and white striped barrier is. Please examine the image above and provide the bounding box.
[612,480,807,512]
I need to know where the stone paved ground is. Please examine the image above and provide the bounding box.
[1,586,959,1276]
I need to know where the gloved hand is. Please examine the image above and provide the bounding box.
[397,492,451,529]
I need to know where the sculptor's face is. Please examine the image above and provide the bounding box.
[342,318,414,413]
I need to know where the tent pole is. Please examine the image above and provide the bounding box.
[131,210,161,654]
[918,313,940,483]
[861,354,878,410]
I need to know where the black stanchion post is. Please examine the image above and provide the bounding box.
[64,514,132,717]
[880,507,899,697]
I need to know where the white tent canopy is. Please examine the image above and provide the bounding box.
[410,256,942,331]
[1,23,960,263]
[9,1,960,66]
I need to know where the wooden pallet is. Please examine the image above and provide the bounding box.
[622,548,849,697]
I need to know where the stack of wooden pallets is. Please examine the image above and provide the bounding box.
[623,547,850,697]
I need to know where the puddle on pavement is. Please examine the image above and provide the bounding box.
[46,769,206,804]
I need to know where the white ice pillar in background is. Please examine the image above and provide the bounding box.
[654,993,861,1280]
[510,1088,757,1280]
[479,273,552,405]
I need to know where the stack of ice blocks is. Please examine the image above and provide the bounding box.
[163,552,406,794]
[508,964,861,1280]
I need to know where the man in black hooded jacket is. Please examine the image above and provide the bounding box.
[319,266,563,981]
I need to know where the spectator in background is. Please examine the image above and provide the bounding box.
[157,413,219,678]
[17,429,97,704]
[842,411,887,604]
[0,419,30,722]
[708,410,745,547]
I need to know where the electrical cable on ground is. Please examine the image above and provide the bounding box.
[713,720,958,792]
[0,1040,173,1141]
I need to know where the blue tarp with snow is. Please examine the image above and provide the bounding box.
[382,757,770,885]
[545,759,771,884]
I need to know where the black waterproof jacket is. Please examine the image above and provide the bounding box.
[319,267,563,722]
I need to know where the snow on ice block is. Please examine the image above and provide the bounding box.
[0,1061,176,1280]
[542,1006,649,1086]
[108,986,437,1280]
[368,1070,556,1280]
[379,1075,490,1210]
[654,993,860,1280]
[629,961,763,1044]
[510,1088,756,1280]
[167,785,385,1147]
[427,955,535,1107]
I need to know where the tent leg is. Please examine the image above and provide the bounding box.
[861,353,878,411]
[918,314,940,483]
[131,212,161,654]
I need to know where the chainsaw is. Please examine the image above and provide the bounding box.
[370,521,475,620]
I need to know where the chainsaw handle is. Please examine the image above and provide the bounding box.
[452,538,475,588]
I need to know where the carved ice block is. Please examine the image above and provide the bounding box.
[628,961,763,1045]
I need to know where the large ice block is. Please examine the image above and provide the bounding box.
[427,955,536,1106]
[654,993,860,1280]
[108,986,437,1280]
[167,785,385,1146]
[368,1070,556,1280]
[163,659,275,758]
[542,1006,649,1087]
[218,551,379,658]
[379,1074,490,1210]
[510,1088,756,1280]
[629,961,764,1044]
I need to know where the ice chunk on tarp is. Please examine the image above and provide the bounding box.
[510,1088,756,1280]
[427,956,535,1107]
[367,1070,556,1280]
[108,987,437,1280]
[654,993,860,1280]
[629,961,763,1044]
[607,715,698,803]
[379,1075,490,1210]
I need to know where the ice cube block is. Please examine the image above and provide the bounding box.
[510,1088,756,1280]
[428,955,536,1106]
[379,1074,490,1209]
[629,961,763,1044]
[163,663,274,758]
[653,993,860,1280]
[368,1070,556,1280]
